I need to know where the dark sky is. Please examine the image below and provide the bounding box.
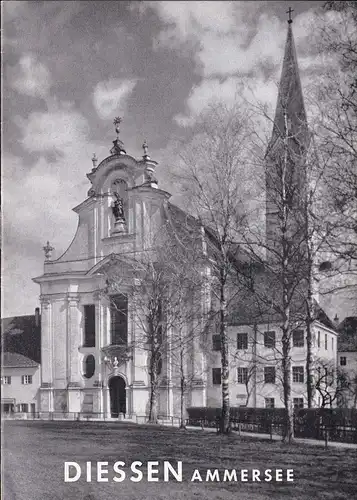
[3,0,330,316]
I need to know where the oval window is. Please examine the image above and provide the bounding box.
[83,354,95,379]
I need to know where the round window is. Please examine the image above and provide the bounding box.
[83,354,95,379]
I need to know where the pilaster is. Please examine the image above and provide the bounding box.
[40,295,53,386]
[67,293,81,386]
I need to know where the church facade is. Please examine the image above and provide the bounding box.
[33,121,208,418]
[33,20,343,418]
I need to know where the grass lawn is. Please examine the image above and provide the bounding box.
[2,420,357,500]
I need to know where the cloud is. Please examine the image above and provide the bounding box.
[174,77,242,126]
[14,100,89,157]
[3,100,111,316]
[134,1,257,49]
[137,2,340,128]
[2,1,29,21]
[134,2,284,126]
[93,78,137,119]
[7,53,52,99]
[174,75,279,128]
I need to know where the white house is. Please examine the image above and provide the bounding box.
[1,352,40,415]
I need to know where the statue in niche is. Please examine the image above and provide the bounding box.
[112,192,125,222]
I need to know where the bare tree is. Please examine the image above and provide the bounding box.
[314,358,343,408]
[336,366,357,408]
[310,1,357,272]
[172,103,254,433]
[102,223,202,423]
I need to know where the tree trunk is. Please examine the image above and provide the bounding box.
[306,316,314,408]
[219,276,230,434]
[180,375,186,429]
[281,119,294,443]
[305,192,314,409]
[180,350,186,429]
[281,330,294,443]
[148,363,158,423]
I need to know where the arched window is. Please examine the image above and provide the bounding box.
[83,354,95,379]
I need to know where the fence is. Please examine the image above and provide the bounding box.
[2,411,182,427]
[2,412,130,421]
[186,407,357,444]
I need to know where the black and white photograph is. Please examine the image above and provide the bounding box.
[2,1,357,499]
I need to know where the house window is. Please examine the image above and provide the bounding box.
[212,368,221,385]
[83,354,95,379]
[332,337,334,350]
[264,366,276,384]
[2,376,11,385]
[265,398,275,409]
[212,334,221,351]
[237,333,248,350]
[325,333,328,350]
[17,403,28,412]
[237,367,248,384]
[292,366,304,383]
[83,304,96,347]
[110,294,128,345]
[293,398,304,409]
[264,331,276,348]
[22,375,32,385]
[319,261,332,272]
[292,329,304,347]
[317,331,320,348]
[340,356,347,366]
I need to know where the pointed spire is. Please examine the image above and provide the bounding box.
[269,18,308,150]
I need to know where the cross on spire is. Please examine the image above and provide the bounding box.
[286,7,294,24]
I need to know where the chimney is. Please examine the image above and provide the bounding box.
[35,307,40,328]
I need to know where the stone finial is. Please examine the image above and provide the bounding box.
[142,139,149,160]
[91,153,98,170]
[110,117,126,155]
[334,314,339,324]
[43,241,54,261]
[113,117,122,138]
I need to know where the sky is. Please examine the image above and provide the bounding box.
[2,0,338,318]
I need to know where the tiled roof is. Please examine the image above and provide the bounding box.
[2,352,39,368]
[1,314,41,363]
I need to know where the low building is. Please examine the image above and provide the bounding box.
[1,352,40,415]
[206,315,338,410]
[337,317,357,408]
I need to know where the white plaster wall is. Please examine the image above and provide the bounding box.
[2,366,40,410]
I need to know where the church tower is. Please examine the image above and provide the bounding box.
[265,14,311,254]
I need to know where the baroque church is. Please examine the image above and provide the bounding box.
[33,18,343,417]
